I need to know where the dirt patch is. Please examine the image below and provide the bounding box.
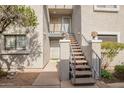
[0,72,39,86]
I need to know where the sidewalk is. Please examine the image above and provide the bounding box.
[32,60,60,87]
[107,83,124,88]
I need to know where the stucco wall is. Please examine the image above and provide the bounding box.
[50,39,60,59]
[81,5,124,69]
[72,5,82,46]
[28,5,44,69]
[0,5,44,71]
[43,6,50,68]
[81,5,124,42]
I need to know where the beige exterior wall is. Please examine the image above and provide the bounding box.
[50,39,60,59]
[43,6,50,67]
[81,5,124,69]
[72,5,82,46]
[0,5,46,71]
[29,5,44,69]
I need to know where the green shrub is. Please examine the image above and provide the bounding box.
[0,69,7,77]
[115,65,124,74]
[101,42,124,61]
[101,69,112,80]
[114,65,124,79]
[101,42,124,69]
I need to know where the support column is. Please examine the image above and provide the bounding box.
[91,40,102,79]
[59,40,70,81]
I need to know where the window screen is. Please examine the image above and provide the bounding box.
[98,34,117,42]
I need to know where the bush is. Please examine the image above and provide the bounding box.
[101,42,124,61]
[114,65,124,79]
[115,65,124,73]
[101,69,112,80]
[0,69,7,77]
[101,42,124,69]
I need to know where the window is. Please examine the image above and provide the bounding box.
[50,16,62,32]
[98,34,118,42]
[50,16,71,33]
[4,35,27,50]
[94,5,119,12]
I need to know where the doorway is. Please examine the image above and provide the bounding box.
[62,17,72,34]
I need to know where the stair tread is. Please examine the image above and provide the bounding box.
[73,49,82,50]
[72,78,95,84]
[72,60,88,63]
[71,64,90,69]
[72,46,80,48]
[73,56,85,59]
[71,60,88,65]
[71,44,79,45]
[75,60,87,63]
[71,41,78,44]
[75,65,90,68]
[74,71,92,75]
[72,52,82,55]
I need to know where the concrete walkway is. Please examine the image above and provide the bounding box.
[32,60,60,87]
[32,60,98,88]
[107,83,124,88]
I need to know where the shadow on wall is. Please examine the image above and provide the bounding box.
[0,28,42,71]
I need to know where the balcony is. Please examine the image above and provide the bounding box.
[47,5,72,9]
[48,31,64,39]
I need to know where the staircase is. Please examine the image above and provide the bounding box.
[69,34,95,85]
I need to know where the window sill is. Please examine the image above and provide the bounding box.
[0,50,30,55]
[94,6,120,12]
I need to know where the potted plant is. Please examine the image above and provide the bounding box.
[91,31,98,40]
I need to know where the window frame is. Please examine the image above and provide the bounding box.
[0,33,30,55]
[97,32,120,42]
[94,5,120,12]
[4,35,27,50]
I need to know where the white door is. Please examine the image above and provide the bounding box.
[62,17,71,33]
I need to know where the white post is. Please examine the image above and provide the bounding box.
[91,40,102,79]
[59,40,70,81]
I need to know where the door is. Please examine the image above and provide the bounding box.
[62,17,72,33]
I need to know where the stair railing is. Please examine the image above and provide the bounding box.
[70,44,76,82]
[81,34,101,79]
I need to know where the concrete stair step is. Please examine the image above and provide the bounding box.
[70,64,90,70]
[75,65,90,69]
[71,40,77,42]
[72,52,82,55]
[71,60,88,65]
[71,42,78,44]
[71,71,92,76]
[71,78,95,85]
[71,44,79,46]
[72,56,85,60]
[71,46,80,48]
[72,49,82,52]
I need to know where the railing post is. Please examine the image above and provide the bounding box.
[90,39,102,79]
[59,39,70,81]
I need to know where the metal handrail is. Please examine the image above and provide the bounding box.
[70,44,76,82]
[81,34,101,79]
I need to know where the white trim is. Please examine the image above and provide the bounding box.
[97,31,120,42]
[94,5,120,12]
